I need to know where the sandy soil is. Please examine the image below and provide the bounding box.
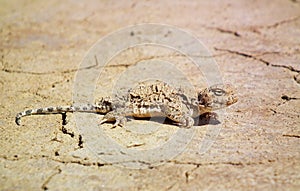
[1,0,300,190]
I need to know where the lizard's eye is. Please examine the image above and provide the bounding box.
[212,88,225,96]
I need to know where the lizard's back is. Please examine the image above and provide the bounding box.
[126,80,185,118]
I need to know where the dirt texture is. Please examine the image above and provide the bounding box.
[1,0,300,190]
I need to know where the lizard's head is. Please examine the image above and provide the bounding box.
[198,84,238,112]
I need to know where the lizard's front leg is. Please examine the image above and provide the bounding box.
[163,105,194,128]
[172,113,194,128]
[100,110,127,128]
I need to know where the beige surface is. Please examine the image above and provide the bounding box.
[1,0,300,190]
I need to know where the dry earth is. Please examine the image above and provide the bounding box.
[1,0,300,190]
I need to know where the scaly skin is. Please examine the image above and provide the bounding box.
[16,80,238,128]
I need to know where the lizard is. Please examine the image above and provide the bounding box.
[15,80,238,128]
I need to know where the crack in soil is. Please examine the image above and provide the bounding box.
[50,157,157,169]
[214,48,300,74]
[78,134,83,148]
[205,26,241,37]
[282,134,300,138]
[2,52,226,76]
[59,118,84,148]
[1,55,100,75]
[184,164,200,183]
[214,47,270,64]
[51,157,108,167]
[272,64,300,73]
[41,166,62,190]
[1,153,279,177]
[264,16,300,29]
[1,62,98,75]
[281,95,300,101]
[170,159,276,184]
[246,16,300,32]
[61,126,75,138]
[1,153,158,169]
[0,154,110,167]
[168,159,275,167]
[274,95,300,107]
[294,73,300,84]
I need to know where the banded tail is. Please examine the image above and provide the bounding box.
[15,102,112,126]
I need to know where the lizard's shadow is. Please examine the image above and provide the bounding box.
[194,112,221,126]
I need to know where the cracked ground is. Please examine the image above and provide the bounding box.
[1,0,300,190]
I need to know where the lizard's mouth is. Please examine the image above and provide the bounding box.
[227,94,238,106]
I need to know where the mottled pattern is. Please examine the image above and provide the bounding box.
[16,80,238,128]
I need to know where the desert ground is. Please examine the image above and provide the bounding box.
[1,0,299,190]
